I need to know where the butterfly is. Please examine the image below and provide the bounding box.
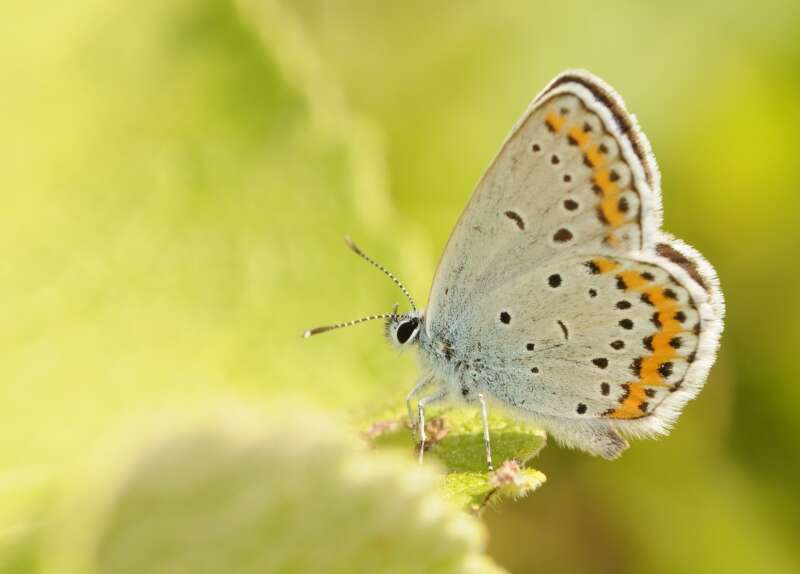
[305,70,725,466]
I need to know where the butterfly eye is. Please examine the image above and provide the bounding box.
[396,318,419,344]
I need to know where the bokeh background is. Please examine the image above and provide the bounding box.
[2,1,800,572]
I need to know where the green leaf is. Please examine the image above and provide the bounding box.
[363,406,546,513]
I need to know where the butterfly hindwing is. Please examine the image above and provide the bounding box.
[422,70,724,458]
[468,251,713,416]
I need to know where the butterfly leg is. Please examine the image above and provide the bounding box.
[476,393,494,471]
[417,389,447,464]
[406,373,435,433]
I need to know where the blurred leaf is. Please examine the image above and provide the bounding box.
[43,408,507,574]
[0,523,42,574]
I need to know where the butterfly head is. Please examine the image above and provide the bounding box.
[386,310,423,348]
[302,236,421,342]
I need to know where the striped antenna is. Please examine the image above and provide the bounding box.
[303,305,398,339]
[344,236,417,311]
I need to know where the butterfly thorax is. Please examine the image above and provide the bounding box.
[417,319,491,401]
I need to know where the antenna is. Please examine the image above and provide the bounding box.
[302,237,415,339]
[303,311,396,338]
[343,236,416,311]
[303,304,399,339]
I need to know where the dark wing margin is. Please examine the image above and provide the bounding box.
[655,242,711,292]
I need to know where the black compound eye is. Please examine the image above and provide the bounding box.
[396,318,419,344]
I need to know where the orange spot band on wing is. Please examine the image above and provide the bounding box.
[592,257,619,274]
[593,169,625,226]
[593,168,616,194]
[600,199,625,228]
[568,125,590,147]
[546,111,566,133]
[564,122,628,232]
[585,144,605,169]
[618,270,649,291]
[605,274,691,420]
[611,383,649,419]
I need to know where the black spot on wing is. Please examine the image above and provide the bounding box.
[553,228,573,242]
[504,210,525,230]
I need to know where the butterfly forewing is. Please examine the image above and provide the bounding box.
[427,77,658,330]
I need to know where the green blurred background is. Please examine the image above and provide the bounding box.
[2,0,799,572]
